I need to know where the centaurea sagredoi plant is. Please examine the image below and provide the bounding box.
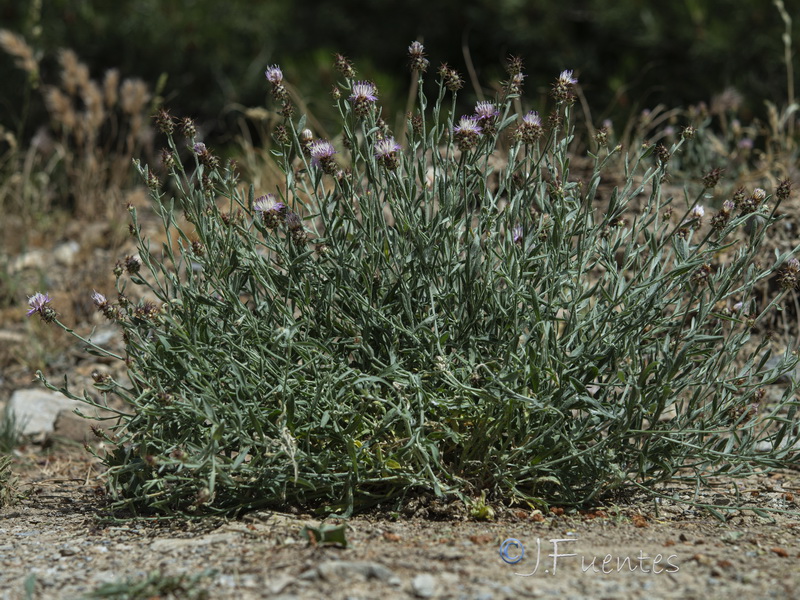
[37,43,800,517]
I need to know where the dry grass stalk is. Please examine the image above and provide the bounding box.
[0,29,38,75]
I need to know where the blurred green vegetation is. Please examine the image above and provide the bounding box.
[0,0,796,145]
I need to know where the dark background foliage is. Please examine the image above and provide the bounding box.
[1,0,794,145]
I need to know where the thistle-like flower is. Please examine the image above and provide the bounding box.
[284,212,309,245]
[349,81,378,117]
[738,187,766,215]
[711,199,736,231]
[474,101,499,121]
[374,137,402,170]
[264,64,283,84]
[778,257,800,290]
[453,115,482,151]
[254,193,286,228]
[512,225,524,245]
[265,64,288,102]
[309,139,337,174]
[27,292,55,322]
[506,72,526,95]
[689,205,705,219]
[92,290,118,320]
[474,101,499,134]
[193,142,219,169]
[91,290,107,307]
[408,41,429,72]
[552,69,577,103]
[514,111,543,144]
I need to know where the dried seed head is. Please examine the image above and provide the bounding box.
[655,143,670,165]
[776,178,793,202]
[778,257,800,290]
[280,101,294,118]
[273,124,290,146]
[438,63,463,91]
[691,263,712,285]
[181,117,196,139]
[161,147,175,170]
[154,108,174,134]
[505,55,524,76]
[408,112,423,137]
[702,167,724,189]
[334,53,356,78]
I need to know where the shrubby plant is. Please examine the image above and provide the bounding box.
[35,45,800,516]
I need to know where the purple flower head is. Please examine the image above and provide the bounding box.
[453,116,483,151]
[474,101,499,121]
[454,115,482,135]
[350,81,377,102]
[408,41,425,56]
[264,65,283,84]
[349,81,378,117]
[552,69,577,103]
[558,70,578,86]
[27,292,51,316]
[374,137,401,159]
[309,140,336,164]
[690,205,705,219]
[374,137,402,170]
[253,193,286,215]
[27,292,55,322]
[512,225,524,245]
[309,139,338,174]
[522,111,541,127]
[254,194,286,228]
[91,290,107,307]
[515,111,543,144]
[193,142,207,154]
[408,41,429,72]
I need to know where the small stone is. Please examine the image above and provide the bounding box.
[59,545,79,557]
[412,573,438,598]
[303,561,396,583]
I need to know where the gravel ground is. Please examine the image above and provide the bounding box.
[1,448,799,600]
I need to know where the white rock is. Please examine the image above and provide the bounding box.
[7,389,82,435]
[53,241,80,266]
[412,573,438,598]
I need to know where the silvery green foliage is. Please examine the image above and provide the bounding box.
[43,56,800,516]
